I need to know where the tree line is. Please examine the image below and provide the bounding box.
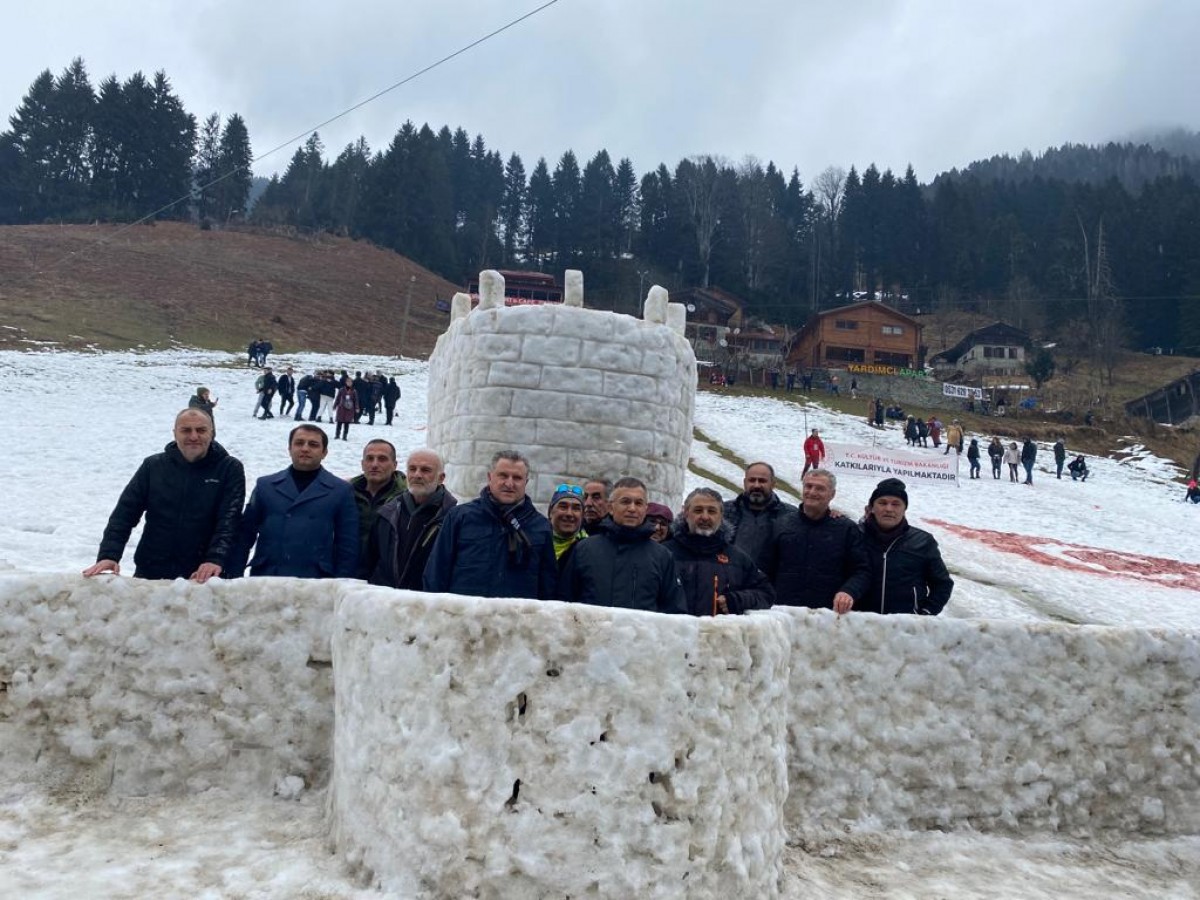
[4,60,1200,356]
[0,58,252,226]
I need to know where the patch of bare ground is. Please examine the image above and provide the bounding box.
[0,222,460,357]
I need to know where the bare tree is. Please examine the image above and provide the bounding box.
[1078,215,1123,385]
[676,155,727,288]
[813,166,847,223]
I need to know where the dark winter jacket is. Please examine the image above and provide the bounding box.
[723,492,798,570]
[664,523,774,616]
[1053,440,1066,463]
[260,371,278,396]
[188,395,216,418]
[987,440,1004,463]
[232,466,359,578]
[423,489,556,600]
[557,521,686,614]
[1021,440,1037,464]
[277,374,295,399]
[366,486,458,590]
[383,379,401,406]
[97,441,245,579]
[967,440,980,462]
[763,508,870,610]
[859,518,953,615]
[297,374,315,394]
[351,472,408,576]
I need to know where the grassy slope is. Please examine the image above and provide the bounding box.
[0,223,460,357]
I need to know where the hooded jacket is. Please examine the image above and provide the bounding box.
[423,488,556,600]
[97,441,245,579]
[558,521,686,614]
[366,485,458,590]
[663,522,774,616]
[859,517,953,615]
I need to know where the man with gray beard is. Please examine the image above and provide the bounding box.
[364,449,458,590]
[663,488,774,617]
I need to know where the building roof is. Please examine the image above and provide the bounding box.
[931,321,1031,364]
[810,299,922,328]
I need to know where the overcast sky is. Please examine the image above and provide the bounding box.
[4,1,1199,184]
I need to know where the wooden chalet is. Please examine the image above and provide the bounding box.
[786,301,922,371]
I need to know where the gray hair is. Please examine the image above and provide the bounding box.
[406,447,445,474]
[803,468,837,490]
[489,449,530,474]
[683,487,724,511]
[611,476,646,497]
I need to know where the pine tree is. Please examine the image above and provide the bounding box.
[89,75,124,217]
[7,69,56,220]
[194,113,222,221]
[613,157,638,256]
[499,152,527,264]
[46,58,95,217]
[215,113,253,221]
[552,150,581,267]
[526,157,555,269]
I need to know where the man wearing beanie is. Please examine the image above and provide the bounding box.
[859,477,953,615]
[764,469,868,614]
[548,485,587,572]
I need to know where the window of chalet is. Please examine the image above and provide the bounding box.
[874,351,912,367]
[882,325,904,335]
[834,319,860,330]
[1008,348,1019,359]
[826,346,865,363]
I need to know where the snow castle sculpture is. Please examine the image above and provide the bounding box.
[426,270,697,507]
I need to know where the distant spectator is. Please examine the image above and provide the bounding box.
[1068,455,1089,482]
[277,366,296,417]
[801,370,813,393]
[1186,480,1200,503]
[1053,439,1067,479]
[257,339,273,367]
[188,386,217,420]
[987,437,1004,479]
[944,419,964,455]
[334,377,358,440]
[383,377,401,426]
[255,367,277,419]
[294,371,315,422]
[1021,438,1037,485]
[802,428,826,476]
[247,339,259,367]
[1003,441,1021,482]
[966,438,981,479]
[928,417,941,448]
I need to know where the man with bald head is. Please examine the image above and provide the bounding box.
[365,449,459,590]
[84,409,245,583]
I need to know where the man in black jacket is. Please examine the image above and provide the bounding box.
[859,478,953,615]
[764,469,868,614]
[664,488,774,617]
[277,366,296,417]
[558,477,686,614]
[723,462,797,571]
[83,409,245,583]
[382,377,401,425]
[256,367,278,419]
[366,449,458,590]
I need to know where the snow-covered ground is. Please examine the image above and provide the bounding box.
[2,347,1198,898]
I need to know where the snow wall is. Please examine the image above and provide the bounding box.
[4,577,1200,894]
[425,270,697,508]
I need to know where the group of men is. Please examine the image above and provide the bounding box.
[85,409,953,620]
[247,338,273,367]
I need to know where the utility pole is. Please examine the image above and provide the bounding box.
[399,275,416,355]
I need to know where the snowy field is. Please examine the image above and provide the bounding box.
[2,347,1199,898]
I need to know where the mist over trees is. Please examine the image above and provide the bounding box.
[4,59,1200,355]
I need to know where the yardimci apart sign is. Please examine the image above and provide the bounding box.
[846,363,925,378]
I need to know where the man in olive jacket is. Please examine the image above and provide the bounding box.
[84,409,245,583]
[558,477,686,615]
[763,468,868,614]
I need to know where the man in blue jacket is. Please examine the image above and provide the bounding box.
[231,425,359,578]
[423,450,556,600]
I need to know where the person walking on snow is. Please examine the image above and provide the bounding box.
[1053,439,1066,479]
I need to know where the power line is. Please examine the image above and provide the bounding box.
[49,0,563,269]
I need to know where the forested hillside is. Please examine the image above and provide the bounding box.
[4,58,1200,357]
